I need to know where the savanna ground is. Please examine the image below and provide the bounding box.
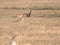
[0,9,60,45]
[0,0,60,45]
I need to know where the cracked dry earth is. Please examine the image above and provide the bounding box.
[0,10,60,45]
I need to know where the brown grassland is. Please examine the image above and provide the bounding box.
[0,0,60,45]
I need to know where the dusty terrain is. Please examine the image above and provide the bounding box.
[0,0,60,45]
[0,9,60,45]
[0,0,60,10]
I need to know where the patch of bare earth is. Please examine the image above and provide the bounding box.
[0,9,60,45]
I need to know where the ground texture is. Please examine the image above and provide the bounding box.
[0,9,60,45]
[0,0,60,45]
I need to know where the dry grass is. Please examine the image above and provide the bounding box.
[0,7,60,45]
[0,1,60,45]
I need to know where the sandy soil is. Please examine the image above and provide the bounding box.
[0,9,60,45]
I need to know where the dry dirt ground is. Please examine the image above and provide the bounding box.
[0,9,60,45]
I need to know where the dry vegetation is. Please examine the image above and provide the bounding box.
[0,0,60,45]
[0,9,60,45]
